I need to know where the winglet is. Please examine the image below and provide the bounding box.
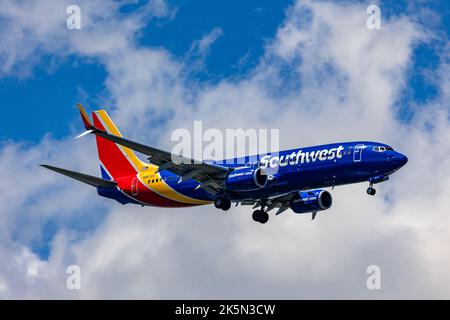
[77,104,95,130]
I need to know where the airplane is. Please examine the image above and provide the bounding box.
[41,105,408,224]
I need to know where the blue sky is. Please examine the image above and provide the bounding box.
[0,0,294,261]
[1,0,450,298]
[0,0,292,141]
[1,0,447,259]
[2,0,447,141]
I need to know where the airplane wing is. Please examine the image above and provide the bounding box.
[41,164,118,189]
[240,191,299,215]
[77,104,231,191]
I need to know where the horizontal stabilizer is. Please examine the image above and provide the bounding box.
[40,164,117,189]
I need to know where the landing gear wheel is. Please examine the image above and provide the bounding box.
[214,197,231,211]
[252,210,261,222]
[214,197,223,209]
[220,198,231,211]
[252,210,269,224]
[367,187,376,196]
[259,211,269,224]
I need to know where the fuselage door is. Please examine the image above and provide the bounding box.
[131,177,139,196]
[353,144,364,162]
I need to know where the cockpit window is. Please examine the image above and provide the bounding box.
[373,146,387,152]
[385,146,393,151]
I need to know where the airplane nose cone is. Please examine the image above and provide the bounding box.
[391,153,408,168]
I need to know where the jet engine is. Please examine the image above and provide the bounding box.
[290,189,332,214]
[226,167,268,192]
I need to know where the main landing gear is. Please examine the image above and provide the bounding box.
[214,195,269,224]
[214,196,231,211]
[252,210,269,224]
[367,184,376,196]
[252,198,269,224]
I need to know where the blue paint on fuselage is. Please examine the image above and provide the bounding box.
[97,187,140,205]
[160,141,407,201]
[158,170,213,201]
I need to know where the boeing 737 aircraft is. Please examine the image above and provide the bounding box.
[42,105,408,224]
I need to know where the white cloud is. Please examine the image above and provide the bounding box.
[188,27,223,57]
[0,0,172,76]
[0,0,449,298]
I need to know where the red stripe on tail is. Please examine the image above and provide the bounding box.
[92,112,137,178]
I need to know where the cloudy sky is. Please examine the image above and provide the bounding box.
[0,0,449,299]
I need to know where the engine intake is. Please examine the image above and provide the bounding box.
[290,189,332,214]
[226,167,268,192]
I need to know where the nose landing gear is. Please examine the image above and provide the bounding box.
[367,175,389,196]
[367,184,376,196]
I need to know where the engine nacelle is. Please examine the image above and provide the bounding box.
[290,189,332,214]
[226,167,268,192]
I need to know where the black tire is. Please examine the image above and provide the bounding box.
[214,197,223,209]
[367,187,376,196]
[252,210,262,222]
[221,198,231,211]
[371,188,376,196]
[259,211,269,224]
[252,210,269,224]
